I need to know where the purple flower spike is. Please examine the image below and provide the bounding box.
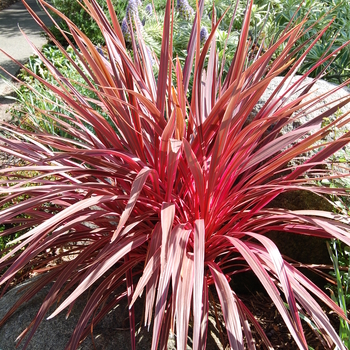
[145,3,152,16]
[121,17,131,42]
[126,0,139,19]
[177,0,194,20]
[200,26,209,45]
[126,0,142,32]
[96,45,104,57]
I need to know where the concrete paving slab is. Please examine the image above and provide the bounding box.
[0,0,52,120]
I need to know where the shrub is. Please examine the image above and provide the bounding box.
[48,0,128,45]
[0,0,350,349]
[254,0,350,84]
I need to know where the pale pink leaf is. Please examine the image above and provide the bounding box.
[208,261,244,350]
[152,224,187,350]
[183,138,205,213]
[160,202,175,272]
[225,236,308,349]
[145,223,162,328]
[48,234,147,319]
[130,247,160,307]
[112,167,155,242]
[193,219,205,350]
[175,254,194,350]
[159,111,176,180]
[165,139,183,201]
[200,276,209,349]
[171,227,191,337]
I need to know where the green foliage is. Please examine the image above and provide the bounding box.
[0,229,21,257]
[253,0,350,84]
[49,0,128,45]
[138,0,350,85]
[115,0,350,93]
[327,240,350,348]
[0,185,33,255]
[12,44,110,137]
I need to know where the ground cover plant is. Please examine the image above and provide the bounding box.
[327,239,350,348]
[12,44,111,137]
[255,0,350,85]
[1,0,350,349]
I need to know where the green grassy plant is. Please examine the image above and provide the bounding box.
[327,240,350,348]
[254,0,350,84]
[0,0,350,349]
[12,44,111,137]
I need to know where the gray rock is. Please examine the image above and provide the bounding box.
[0,277,154,350]
[253,76,350,164]
[255,76,350,125]
[0,277,223,349]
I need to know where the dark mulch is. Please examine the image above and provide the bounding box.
[0,140,22,169]
[238,292,340,349]
[0,150,20,169]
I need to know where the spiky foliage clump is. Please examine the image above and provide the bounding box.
[0,0,350,349]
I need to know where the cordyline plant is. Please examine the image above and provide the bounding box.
[1,0,350,348]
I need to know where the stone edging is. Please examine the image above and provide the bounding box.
[0,0,20,11]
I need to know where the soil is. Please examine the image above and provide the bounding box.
[238,293,340,349]
[0,147,21,169]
